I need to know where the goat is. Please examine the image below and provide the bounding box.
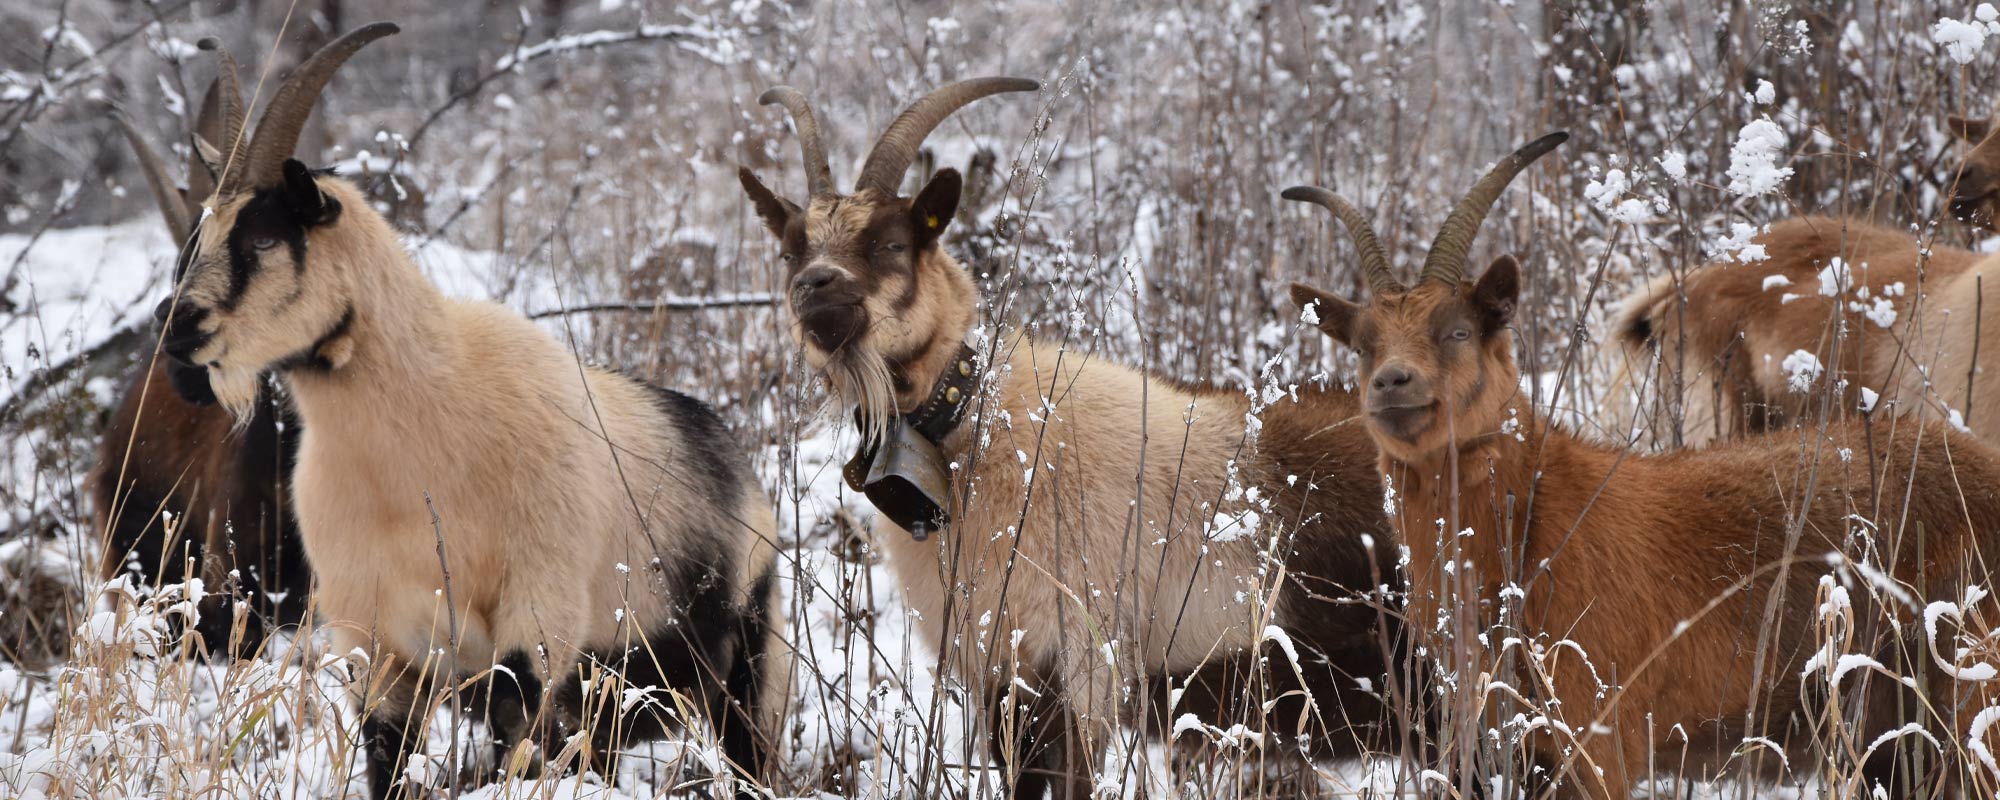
[739,81,1403,797]
[1948,111,2000,231]
[1613,216,1994,447]
[1290,133,2000,798]
[150,24,786,798]
[1615,113,2000,448]
[93,57,308,655]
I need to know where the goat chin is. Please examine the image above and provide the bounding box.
[823,348,899,445]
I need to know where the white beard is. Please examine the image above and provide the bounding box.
[823,349,899,448]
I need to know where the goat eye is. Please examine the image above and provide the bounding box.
[251,235,281,251]
[1448,328,1472,342]
[881,242,907,254]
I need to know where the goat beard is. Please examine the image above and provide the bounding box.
[208,363,266,432]
[820,348,899,449]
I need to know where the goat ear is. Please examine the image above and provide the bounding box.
[910,168,962,248]
[280,159,340,226]
[1289,282,1360,345]
[193,135,225,177]
[738,167,798,239]
[1950,114,1993,143]
[1472,255,1521,330]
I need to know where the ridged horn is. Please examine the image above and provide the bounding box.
[757,86,835,197]
[231,21,399,193]
[1281,186,1402,295]
[112,109,192,243]
[185,79,229,219]
[1418,131,1569,285]
[854,77,1039,195]
[194,37,247,194]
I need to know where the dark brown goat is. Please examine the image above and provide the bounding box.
[91,62,309,654]
[1291,134,2000,798]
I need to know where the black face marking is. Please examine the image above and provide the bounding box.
[272,305,356,374]
[220,187,311,312]
[636,382,745,513]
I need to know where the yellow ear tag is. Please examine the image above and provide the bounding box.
[926,214,939,229]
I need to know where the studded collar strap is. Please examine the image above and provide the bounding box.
[839,343,982,541]
[903,343,983,444]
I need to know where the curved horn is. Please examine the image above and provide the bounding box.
[195,37,247,190]
[1418,131,1569,285]
[184,78,229,217]
[854,77,1039,195]
[757,86,835,197]
[112,109,193,243]
[1281,186,1402,295]
[236,22,400,192]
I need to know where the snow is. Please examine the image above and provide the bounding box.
[1816,257,1851,296]
[1781,350,1823,393]
[0,220,167,388]
[1725,118,1793,197]
[1659,150,1687,181]
[1933,16,1994,64]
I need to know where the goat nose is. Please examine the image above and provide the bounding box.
[1372,365,1414,392]
[153,296,176,325]
[792,266,840,294]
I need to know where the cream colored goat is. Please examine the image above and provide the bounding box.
[153,23,786,798]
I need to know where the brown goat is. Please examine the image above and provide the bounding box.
[1948,112,2000,231]
[1292,134,2000,798]
[92,62,309,654]
[740,83,1407,797]
[1614,216,1995,447]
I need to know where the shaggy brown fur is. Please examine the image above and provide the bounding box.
[1299,255,2000,798]
[89,363,305,653]
[742,86,1402,797]
[1615,216,1984,446]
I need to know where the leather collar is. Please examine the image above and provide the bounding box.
[901,343,982,445]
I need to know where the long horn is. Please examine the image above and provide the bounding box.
[195,37,248,192]
[234,21,400,192]
[1418,131,1569,285]
[184,78,228,220]
[1281,186,1402,295]
[853,77,1039,195]
[757,86,835,197]
[112,109,193,243]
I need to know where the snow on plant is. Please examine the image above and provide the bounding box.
[1726,118,1794,197]
[1582,163,1651,224]
[1933,5,2000,64]
[1924,585,2000,681]
[1713,221,1771,263]
[1782,350,1824,392]
[1817,257,1851,296]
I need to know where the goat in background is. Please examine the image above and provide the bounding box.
[1293,133,2000,798]
[94,53,308,656]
